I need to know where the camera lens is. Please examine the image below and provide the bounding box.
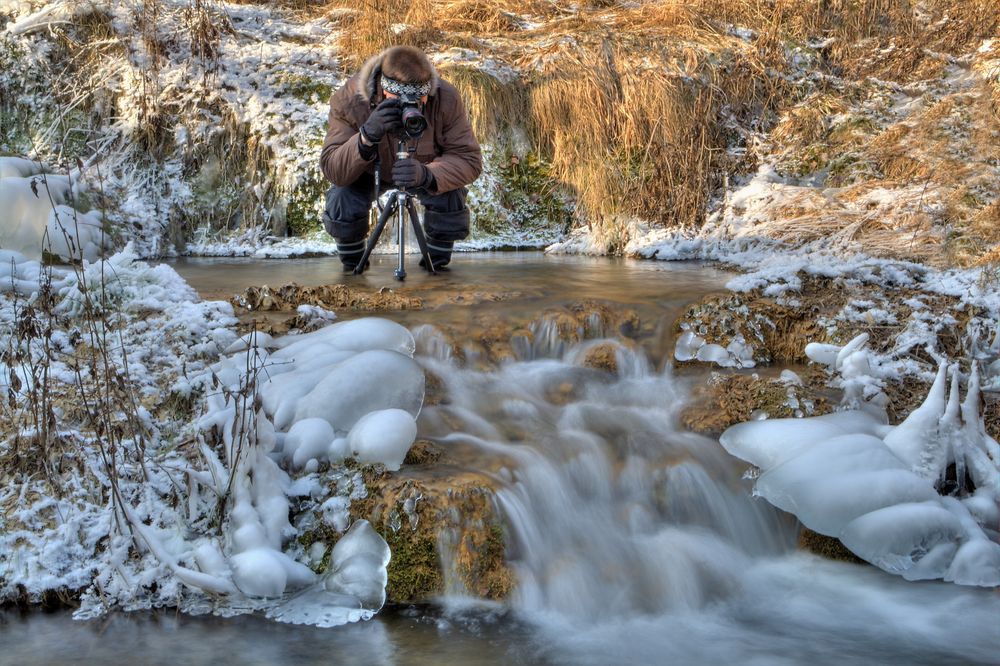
[401,105,427,138]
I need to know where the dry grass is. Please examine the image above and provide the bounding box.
[768,92,859,176]
[269,0,1000,255]
[824,0,999,80]
[325,0,992,248]
[434,0,529,33]
[867,125,931,182]
[437,65,529,140]
[331,0,439,70]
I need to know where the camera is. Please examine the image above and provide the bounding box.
[398,95,428,139]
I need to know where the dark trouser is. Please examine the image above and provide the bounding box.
[321,178,471,269]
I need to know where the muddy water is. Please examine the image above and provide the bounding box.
[9,253,1000,665]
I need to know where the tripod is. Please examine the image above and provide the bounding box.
[353,140,436,279]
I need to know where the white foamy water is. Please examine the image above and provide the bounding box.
[417,331,1000,665]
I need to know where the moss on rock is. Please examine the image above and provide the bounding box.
[286,175,329,236]
[798,528,866,565]
[469,145,572,242]
[581,342,619,374]
[348,470,512,603]
[233,283,422,313]
[681,372,831,436]
[278,73,334,106]
[674,273,971,368]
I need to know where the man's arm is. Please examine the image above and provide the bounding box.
[319,87,376,186]
[424,86,482,194]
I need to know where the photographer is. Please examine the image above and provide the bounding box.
[319,45,482,272]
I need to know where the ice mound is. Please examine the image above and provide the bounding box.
[721,410,891,470]
[153,318,424,626]
[348,408,418,471]
[124,317,419,625]
[0,248,43,296]
[674,330,755,368]
[292,349,424,432]
[0,159,111,263]
[0,156,44,178]
[266,520,390,627]
[720,334,1000,587]
[273,317,416,358]
[285,417,336,470]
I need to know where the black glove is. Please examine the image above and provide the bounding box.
[360,98,402,145]
[392,157,432,189]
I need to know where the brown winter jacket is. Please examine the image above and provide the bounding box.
[320,52,482,194]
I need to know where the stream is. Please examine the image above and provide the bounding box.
[4,253,999,665]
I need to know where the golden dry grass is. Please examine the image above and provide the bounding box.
[771,94,850,148]
[437,64,529,140]
[317,0,1000,256]
[526,43,724,232]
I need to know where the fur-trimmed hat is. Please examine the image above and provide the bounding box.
[357,47,441,106]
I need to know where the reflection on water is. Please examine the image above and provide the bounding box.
[171,252,732,308]
[0,606,545,666]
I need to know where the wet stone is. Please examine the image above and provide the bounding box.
[581,342,619,373]
[348,470,512,603]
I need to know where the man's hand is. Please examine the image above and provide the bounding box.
[392,158,431,189]
[360,98,402,145]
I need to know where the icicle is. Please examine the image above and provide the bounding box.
[940,365,964,493]
[961,363,1000,490]
[941,364,961,430]
[804,341,840,368]
[883,362,947,476]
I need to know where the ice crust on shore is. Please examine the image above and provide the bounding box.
[721,335,1000,587]
[0,253,412,626]
[143,317,421,623]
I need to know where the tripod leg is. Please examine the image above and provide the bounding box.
[395,191,407,281]
[353,196,398,275]
[405,198,437,275]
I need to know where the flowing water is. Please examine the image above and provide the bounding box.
[5,253,1000,665]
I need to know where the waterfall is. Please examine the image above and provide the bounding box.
[418,328,796,623]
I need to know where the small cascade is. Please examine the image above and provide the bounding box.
[418,321,796,624]
[512,316,570,360]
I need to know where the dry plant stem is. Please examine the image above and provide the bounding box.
[22,148,152,535]
[220,327,266,504]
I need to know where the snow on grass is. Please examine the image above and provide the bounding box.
[0,248,412,625]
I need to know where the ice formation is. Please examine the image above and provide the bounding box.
[5,313,424,624]
[674,329,755,368]
[123,317,421,623]
[721,334,1000,586]
[0,158,111,262]
[0,248,43,296]
[265,519,391,627]
[348,408,418,472]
